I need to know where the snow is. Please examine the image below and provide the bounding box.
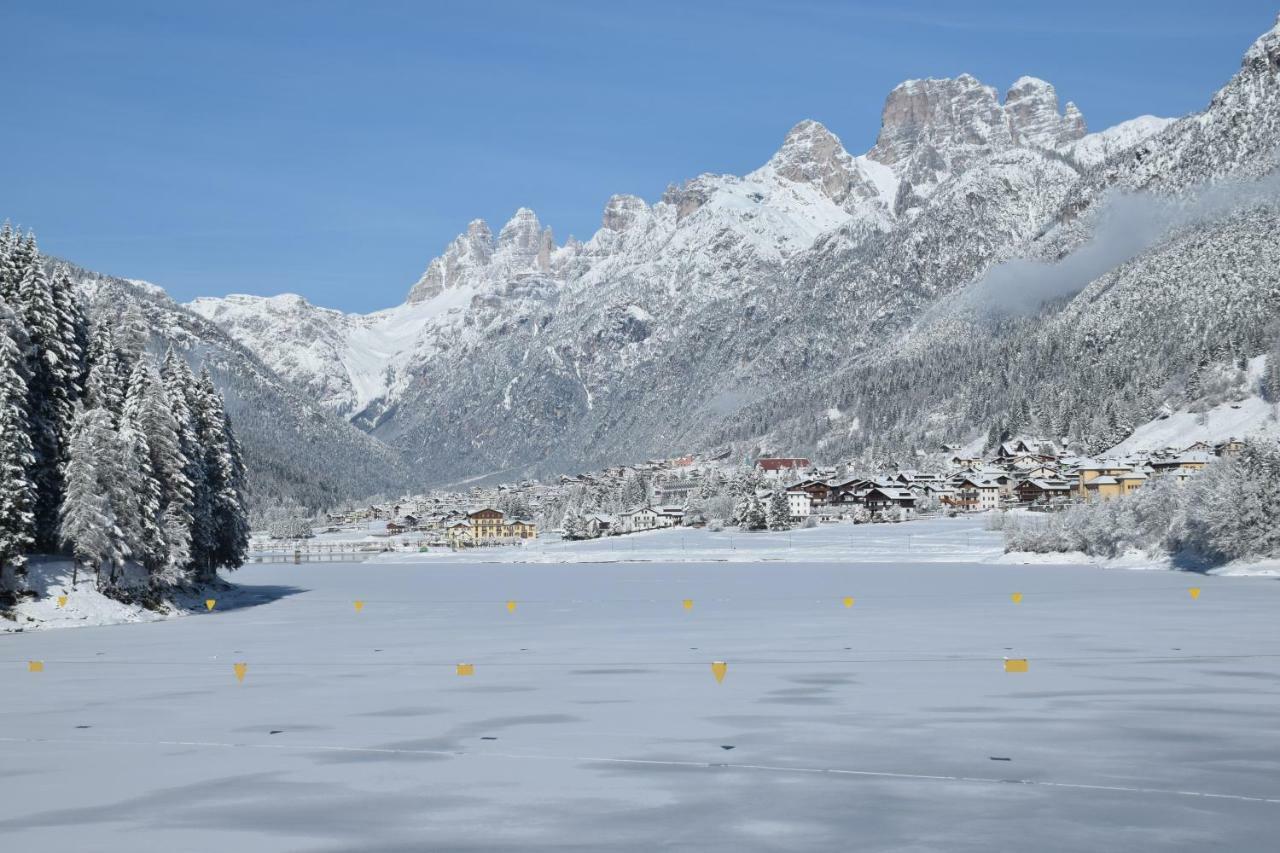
[3,518,1279,850]
[1,558,265,633]
[373,516,1005,565]
[1106,368,1278,456]
[1070,115,1176,168]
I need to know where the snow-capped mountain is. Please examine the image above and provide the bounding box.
[187,16,1280,484]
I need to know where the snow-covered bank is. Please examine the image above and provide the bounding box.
[0,558,251,633]
[998,548,1280,578]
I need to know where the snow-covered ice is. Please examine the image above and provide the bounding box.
[3,519,1279,851]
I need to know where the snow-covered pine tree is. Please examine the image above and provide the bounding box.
[60,407,127,588]
[767,489,791,530]
[119,361,169,577]
[15,237,81,551]
[737,494,766,531]
[162,349,209,578]
[137,360,194,578]
[191,368,249,579]
[0,304,36,595]
[84,322,125,419]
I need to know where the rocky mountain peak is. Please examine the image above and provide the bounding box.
[1005,76,1087,148]
[602,194,649,232]
[765,120,863,204]
[868,74,1010,168]
[495,208,551,275]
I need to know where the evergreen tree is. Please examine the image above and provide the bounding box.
[119,362,168,576]
[60,407,127,587]
[163,351,212,575]
[191,368,249,578]
[0,305,35,593]
[15,238,80,550]
[767,489,791,530]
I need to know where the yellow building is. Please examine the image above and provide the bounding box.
[1074,460,1134,500]
[450,509,539,546]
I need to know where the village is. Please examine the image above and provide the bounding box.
[281,435,1243,548]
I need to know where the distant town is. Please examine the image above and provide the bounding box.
[271,436,1243,548]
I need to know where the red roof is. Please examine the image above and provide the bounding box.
[755,457,811,471]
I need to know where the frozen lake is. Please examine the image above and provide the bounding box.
[3,522,1279,850]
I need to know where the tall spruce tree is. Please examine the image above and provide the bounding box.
[0,304,36,594]
[60,407,127,587]
[15,237,80,550]
[119,362,168,576]
[193,368,249,576]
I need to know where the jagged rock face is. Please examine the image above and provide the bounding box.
[869,74,1089,214]
[870,75,1013,167]
[767,120,883,209]
[602,194,648,232]
[407,219,493,302]
[1004,77,1087,148]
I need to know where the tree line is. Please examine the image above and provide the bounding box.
[0,226,249,601]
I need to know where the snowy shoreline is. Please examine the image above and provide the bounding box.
[0,558,251,634]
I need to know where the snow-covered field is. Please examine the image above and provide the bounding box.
[3,520,1279,851]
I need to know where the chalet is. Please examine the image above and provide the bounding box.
[618,507,660,533]
[655,506,686,527]
[862,486,916,513]
[385,521,405,535]
[445,520,472,545]
[584,513,614,536]
[1183,441,1213,453]
[755,457,812,479]
[791,479,832,506]
[786,490,813,521]
[1016,478,1072,505]
[952,477,1000,511]
[997,438,1061,461]
[1214,438,1246,457]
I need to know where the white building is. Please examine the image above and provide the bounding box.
[786,490,812,521]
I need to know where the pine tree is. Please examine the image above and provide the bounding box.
[0,305,36,594]
[15,238,80,550]
[767,489,791,530]
[163,349,208,579]
[119,362,168,577]
[190,368,249,579]
[60,408,127,587]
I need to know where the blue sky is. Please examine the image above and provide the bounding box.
[2,1,1277,313]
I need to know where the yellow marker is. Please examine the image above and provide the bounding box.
[842,596,854,608]
[682,599,694,611]
[506,600,517,613]
[56,595,67,608]
[1010,592,1023,604]
[233,662,247,682]
[354,600,364,613]
[711,661,727,683]
[1189,587,1201,600]
[456,663,474,676]
[28,660,44,673]
[205,599,216,611]
[1004,658,1029,673]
